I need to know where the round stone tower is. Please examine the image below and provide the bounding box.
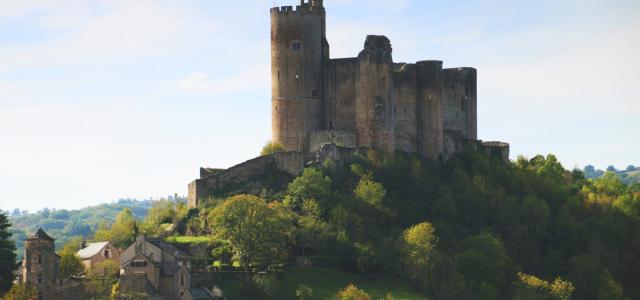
[355,35,395,152]
[271,0,326,153]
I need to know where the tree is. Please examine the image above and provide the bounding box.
[335,284,371,300]
[607,165,618,173]
[296,216,334,256]
[296,284,313,300]
[626,165,637,172]
[87,260,119,299]
[354,176,386,209]
[261,141,286,156]
[58,244,84,278]
[285,168,332,209]
[141,200,176,236]
[212,195,293,269]
[454,232,515,298]
[94,208,138,249]
[399,221,437,284]
[514,272,574,300]
[1,284,36,300]
[0,212,16,295]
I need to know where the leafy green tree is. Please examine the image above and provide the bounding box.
[514,272,574,300]
[1,283,36,300]
[94,208,138,249]
[87,260,119,299]
[296,284,313,300]
[212,195,293,269]
[353,242,376,274]
[597,271,626,300]
[58,243,84,278]
[354,175,386,209]
[285,168,332,210]
[296,216,334,256]
[335,284,371,300]
[399,221,437,284]
[0,212,16,295]
[141,200,176,236]
[260,141,286,156]
[454,232,515,298]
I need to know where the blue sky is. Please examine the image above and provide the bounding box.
[0,0,638,212]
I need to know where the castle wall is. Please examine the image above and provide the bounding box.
[416,61,445,160]
[309,130,357,152]
[355,35,395,153]
[392,63,418,153]
[271,4,325,153]
[188,152,304,207]
[323,58,358,131]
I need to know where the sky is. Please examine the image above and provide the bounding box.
[0,0,638,212]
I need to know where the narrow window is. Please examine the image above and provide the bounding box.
[312,89,318,97]
[37,255,42,265]
[37,273,43,283]
[38,291,43,300]
[329,122,333,130]
[104,249,110,258]
[180,274,185,286]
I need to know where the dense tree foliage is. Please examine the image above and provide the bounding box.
[1,284,36,300]
[211,194,294,269]
[260,141,287,156]
[58,239,84,278]
[0,212,16,295]
[93,208,138,249]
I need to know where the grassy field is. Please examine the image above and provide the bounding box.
[165,235,214,244]
[278,267,428,300]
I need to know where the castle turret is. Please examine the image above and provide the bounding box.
[22,228,59,300]
[355,35,395,152]
[271,1,327,153]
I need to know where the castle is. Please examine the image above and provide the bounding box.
[187,0,509,208]
[271,0,507,159]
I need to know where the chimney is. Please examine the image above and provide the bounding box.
[81,240,87,249]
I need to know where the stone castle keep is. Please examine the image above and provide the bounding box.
[188,0,509,207]
[272,0,488,159]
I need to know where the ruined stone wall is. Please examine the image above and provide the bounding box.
[271,4,325,153]
[392,63,418,153]
[323,58,358,131]
[416,61,445,160]
[188,152,304,207]
[355,35,395,153]
[309,130,357,152]
[479,141,510,163]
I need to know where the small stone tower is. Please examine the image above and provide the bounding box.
[271,0,328,153]
[22,228,59,300]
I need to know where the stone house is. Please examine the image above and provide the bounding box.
[77,241,120,275]
[119,235,193,300]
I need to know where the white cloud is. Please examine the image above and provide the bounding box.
[178,65,269,95]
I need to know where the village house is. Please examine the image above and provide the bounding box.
[77,241,120,275]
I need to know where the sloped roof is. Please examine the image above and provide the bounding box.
[27,228,54,241]
[77,242,109,259]
[146,238,188,258]
[188,287,216,300]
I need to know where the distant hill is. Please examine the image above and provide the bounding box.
[6,198,167,258]
[582,165,640,185]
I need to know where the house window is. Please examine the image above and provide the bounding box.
[38,291,43,300]
[37,254,42,264]
[292,41,302,51]
[131,261,148,268]
[103,249,111,258]
[37,273,43,283]
[180,274,185,286]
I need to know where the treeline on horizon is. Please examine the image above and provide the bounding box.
[2,148,640,299]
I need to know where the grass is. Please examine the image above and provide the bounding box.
[278,266,428,300]
[165,235,214,244]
